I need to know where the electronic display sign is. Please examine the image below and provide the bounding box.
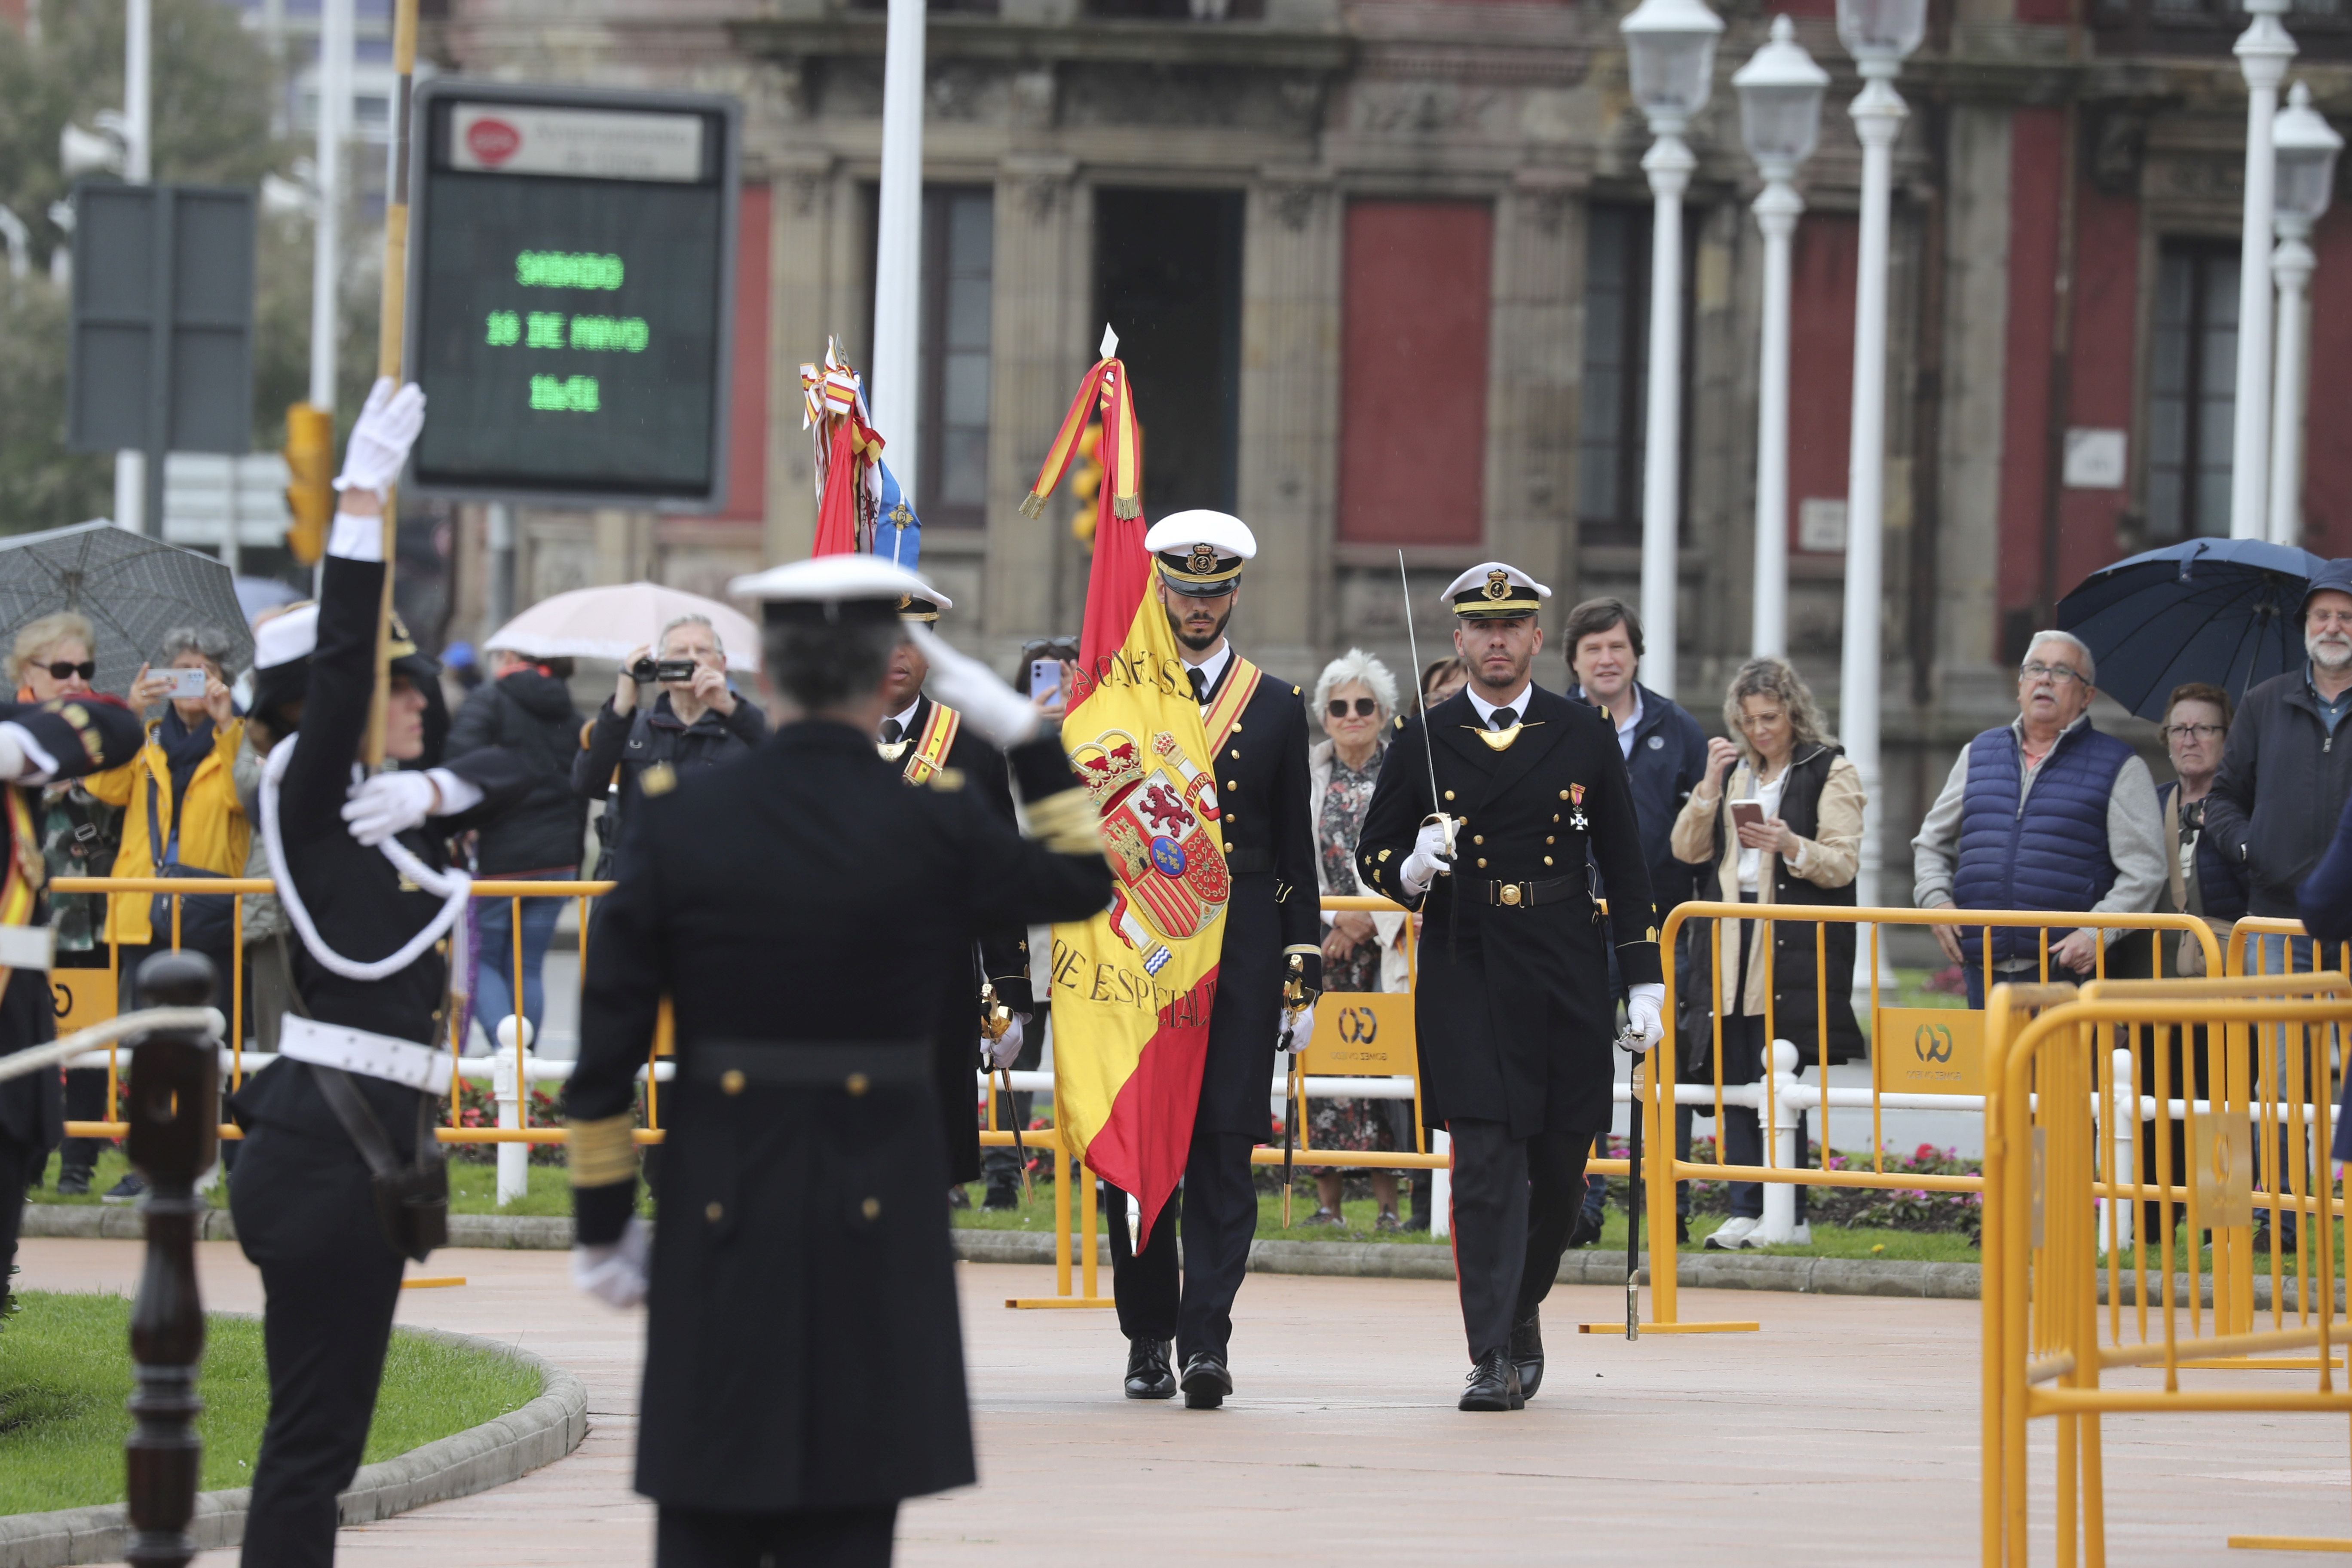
[405,80,740,510]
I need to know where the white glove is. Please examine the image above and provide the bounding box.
[906,623,1038,748]
[1399,816,1456,896]
[334,377,427,497]
[1283,1000,1316,1057]
[1623,983,1666,1053]
[982,1013,1025,1073]
[342,770,439,846]
[571,1216,651,1309]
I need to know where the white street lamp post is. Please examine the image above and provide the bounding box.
[117,0,153,534]
[1836,0,1925,911]
[1620,0,1724,701]
[2267,81,2340,548]
[1733,16,1828,659]
[2229,0,2296,539]
[870,0,927,499]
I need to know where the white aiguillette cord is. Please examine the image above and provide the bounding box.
[260,732,471,983]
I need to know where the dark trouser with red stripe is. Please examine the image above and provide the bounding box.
[1104,1119,1259,1365]
[1445,1119,1593,1362]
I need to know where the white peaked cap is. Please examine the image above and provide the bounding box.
[729,554,938,607]
[1143,511,1258,560]
[1442,561,1553,604]
[252,604,320,671]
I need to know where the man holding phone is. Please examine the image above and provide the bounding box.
[877,585,1035,1197]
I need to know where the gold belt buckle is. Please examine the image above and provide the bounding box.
[1499,882,1523,907]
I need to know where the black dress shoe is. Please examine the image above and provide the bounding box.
[1509,1311,1544,1400]
[1179,1349,1232,1409]
[1459,1348,1524,1412]
[1565,1209,1604,1250]
[1124,1338,1176,1400]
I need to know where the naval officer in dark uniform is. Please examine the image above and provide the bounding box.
[563,553,1112,1568]
[1355,562,1665,1411]
[877,583,1032,1188]
[1101,511,1321,1409]
[230,380,535,1565]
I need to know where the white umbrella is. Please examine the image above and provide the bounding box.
[484,582,762,671]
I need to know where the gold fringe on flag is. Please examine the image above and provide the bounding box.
[1024,351,1142,521]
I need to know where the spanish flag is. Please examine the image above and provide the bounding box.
[1027,349,1223,1243]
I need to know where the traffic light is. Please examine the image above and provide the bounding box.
[283,402,335,565]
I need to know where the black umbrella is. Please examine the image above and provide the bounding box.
[2056,538,2330,722]
[0,522,254,699]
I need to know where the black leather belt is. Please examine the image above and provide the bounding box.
[1481,874,1580,909]
[1223,846,1272,876]
[690,1041,928,1094]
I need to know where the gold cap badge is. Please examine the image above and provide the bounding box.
[1484,569,1510,601]
[1188,543,1219,575]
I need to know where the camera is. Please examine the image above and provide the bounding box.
[631,658,700,684]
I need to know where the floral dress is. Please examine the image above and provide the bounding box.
[1308,744,1398,1159]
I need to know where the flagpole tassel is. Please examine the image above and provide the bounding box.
[1020,492,1047,521]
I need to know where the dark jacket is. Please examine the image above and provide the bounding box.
[1357,685,1661,1136]
[447,666,586,876]
[0,696,147,1150]
[1953,720,2138,963]
[565,720,1110,1512]
[2204,669,2352,919]
[2159,780,2249,926]
[572,689,768,882]
[1566,679,1709,912]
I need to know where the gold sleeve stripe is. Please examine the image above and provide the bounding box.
[567,1113,639,1188]
[1026,788,1103,857]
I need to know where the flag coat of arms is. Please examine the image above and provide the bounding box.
[1024,346,1220,1243]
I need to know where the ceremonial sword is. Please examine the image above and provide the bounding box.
[1620,1029,1645,1341]
[979,980,1032,1206]
[1398,551,1459,957]
[1276,953,1307,1228]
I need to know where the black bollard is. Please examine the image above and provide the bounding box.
[122,951,218,1568]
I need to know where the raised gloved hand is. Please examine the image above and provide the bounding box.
[982,1013,1025,1073]
[1622,983,1666,1053]
[342,770,438,847]
[571,1215,651,1309]
[905,623,1038,749]
[334,377,427,497]
[1399,815,1457,897]
[1283,1000,1316,1057]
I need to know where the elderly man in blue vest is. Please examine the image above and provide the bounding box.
[1911,629,2168,1006]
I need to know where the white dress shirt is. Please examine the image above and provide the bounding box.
[1464,682,1532,730]
[1180,642,1233,706]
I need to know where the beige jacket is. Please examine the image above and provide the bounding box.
[1308,738,1411,994]
[1669,748,1865,1017]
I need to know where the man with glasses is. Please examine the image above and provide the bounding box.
[1911,629,2166,1007]
[2201,563,2352,1255]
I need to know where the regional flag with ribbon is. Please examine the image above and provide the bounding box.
[1029,337,1225,1245]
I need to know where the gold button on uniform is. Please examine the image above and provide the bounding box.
[1230,749,1241,760]
[1226,781,1237,790]
[1559,790,1571,801]
[1546,836,1555,845]
[846,1072,870,1097]
[1444,790,1456,801]
[1544,856,1554,866]
[861,1197,882,1221]
[1473,835,1484,845]
[1476,858,1488,868]
[721,1069,746,1096]
[705,1202,723,1223]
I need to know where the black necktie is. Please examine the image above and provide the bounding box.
[1490,706,1517,731]
[880,719,904,744]
[1188,668,1208,704]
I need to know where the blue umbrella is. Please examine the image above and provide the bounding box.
[2057,537,2330,721]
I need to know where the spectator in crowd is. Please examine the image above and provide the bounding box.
[1672,657,1863,1250]
[450,645,589,1049]
[1561,597,1709,1244]
[82,626,248,1202]
[1419,657,1468,713]
[1302,649,1410,1229]
[2204,564,2352,1253]
[1912,629,2165,1006]
[2139,682,2244,1241]
[14,614,122,1196]
[233,604,307,1058]
[573,614,768,885]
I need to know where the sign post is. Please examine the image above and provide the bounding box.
[404,80,741,512]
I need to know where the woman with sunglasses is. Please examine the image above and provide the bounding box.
[1302,649,1410,1229]
[12,614,126,1195]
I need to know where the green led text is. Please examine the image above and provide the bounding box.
[569,315,650,352]
[530,374,601,413]
[526,312,566,349]
[515,251,624,290]
[485,310,520,346]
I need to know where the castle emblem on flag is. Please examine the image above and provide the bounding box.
[1072,727,1231,973]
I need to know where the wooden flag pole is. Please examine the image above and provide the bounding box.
[364,0,419,766]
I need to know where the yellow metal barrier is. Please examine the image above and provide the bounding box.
[1647,902,2228,1331]
[1981,974,2352,1565]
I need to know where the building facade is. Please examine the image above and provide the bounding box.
[432,0,2352,893]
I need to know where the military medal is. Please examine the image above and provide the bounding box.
[1569,783,1589,832]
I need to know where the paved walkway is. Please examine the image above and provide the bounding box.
[18,1238,2351,1564]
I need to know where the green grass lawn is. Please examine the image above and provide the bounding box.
[0,1292,542,1515]
[30,1149,640,1219]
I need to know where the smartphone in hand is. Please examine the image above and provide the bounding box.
[1728,800,1766,833]
[161,668,210,701]
[1029,659,1062,704]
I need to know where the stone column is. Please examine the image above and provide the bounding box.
[1484,170,1586,638]
[983,154,1085,658]
[1935,105,2011,681]
[766,148,842,570]
[1235,165,1341,681]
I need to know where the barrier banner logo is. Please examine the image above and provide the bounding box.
[1871,1006,1984,1096]
[2190,1110,2254,1228]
